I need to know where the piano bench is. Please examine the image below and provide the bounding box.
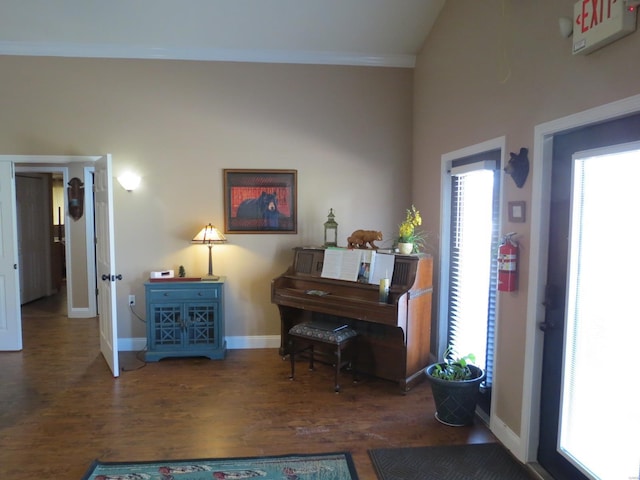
[288,323,358,393]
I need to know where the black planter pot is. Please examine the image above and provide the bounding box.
[425,364,485,426]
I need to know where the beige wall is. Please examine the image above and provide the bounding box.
[414,0,640,441]
[0,55,413,340]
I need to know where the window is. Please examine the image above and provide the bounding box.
[440,144,502,415]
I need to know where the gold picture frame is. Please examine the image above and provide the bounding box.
[223,169,297,234]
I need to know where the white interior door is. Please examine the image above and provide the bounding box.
[0,161,22,350]
[95,154,119,377]
[16,174,49,304]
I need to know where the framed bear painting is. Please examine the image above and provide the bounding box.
[223,169,297,234]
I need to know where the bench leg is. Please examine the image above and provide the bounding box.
[288,334,357,393]
[308,345,315,371]
[334,347,342,393]
[289,339,295,380]
[290,338,317,381]
[351,345,359,384]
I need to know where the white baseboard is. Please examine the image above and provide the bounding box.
[118,337,147,352]
[118,335,281,352]
[490,414,524,462]
[226,335,281,349]
[67,307,94,318]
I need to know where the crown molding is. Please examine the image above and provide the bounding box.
[0,41,416,68]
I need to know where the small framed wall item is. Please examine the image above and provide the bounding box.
[223,169,297,234]
[508,201,526,223]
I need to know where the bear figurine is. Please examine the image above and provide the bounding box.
[347,230,383,249]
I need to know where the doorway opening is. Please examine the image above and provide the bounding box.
[0,154,119,377]
[15,164,97,320]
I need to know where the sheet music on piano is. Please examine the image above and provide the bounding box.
[320,248,363,282]
[368,252,395,285]
[321,247,395,284]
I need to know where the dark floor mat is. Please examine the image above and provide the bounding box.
[368,443,535,480]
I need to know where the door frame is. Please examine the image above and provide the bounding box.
[438,136,506,425]
[0,155,100,337]
[521,93,640,463]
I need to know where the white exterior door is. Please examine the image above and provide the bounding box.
[0,161,22,350]
[95,154,120,377]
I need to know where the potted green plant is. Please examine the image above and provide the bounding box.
[397,205,425,254]
[425,346,485,426]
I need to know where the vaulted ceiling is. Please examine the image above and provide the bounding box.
[0,0,445,67]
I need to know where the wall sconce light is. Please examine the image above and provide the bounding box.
[117,172,141,191]
[191,223,227,280]
[558,16,573,38]
[324,208,338,247]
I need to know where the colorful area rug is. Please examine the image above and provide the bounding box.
[82,452,358,479]
[368,443,535,480]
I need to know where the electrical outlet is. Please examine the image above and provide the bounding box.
[128,295,135,306]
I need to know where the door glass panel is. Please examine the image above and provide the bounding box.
[559,144,640,480]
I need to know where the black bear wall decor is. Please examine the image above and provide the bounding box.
[236,191,281,228]
[67,177,84,220]
[504,147,529,188]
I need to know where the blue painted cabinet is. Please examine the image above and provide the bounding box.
[144,280,226,361]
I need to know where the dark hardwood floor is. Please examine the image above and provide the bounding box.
[0,291,495,479]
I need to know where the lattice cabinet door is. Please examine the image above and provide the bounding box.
[185,302,219,347]
[144,280,226,361]
[151,303,183,348]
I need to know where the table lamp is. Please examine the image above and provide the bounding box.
[191,224,227,280]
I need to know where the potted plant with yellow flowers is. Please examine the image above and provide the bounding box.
[397,205,425,254]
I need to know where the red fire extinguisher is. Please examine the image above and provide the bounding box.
[498,233,518,292]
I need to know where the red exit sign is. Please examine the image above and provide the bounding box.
[576,0,619,33]
[573,0,637,54]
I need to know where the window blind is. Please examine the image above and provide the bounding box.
[447,150,500,401]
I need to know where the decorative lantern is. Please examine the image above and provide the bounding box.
[324,208,338,247]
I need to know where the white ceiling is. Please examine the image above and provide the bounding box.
[0,0,445,67]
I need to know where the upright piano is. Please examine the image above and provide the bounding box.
[271,247,433,392]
